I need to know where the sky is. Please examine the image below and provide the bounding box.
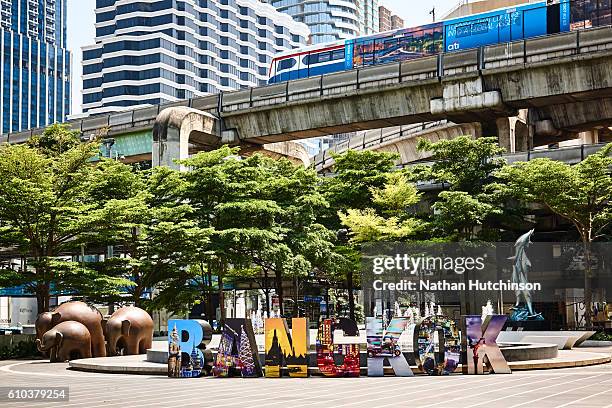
[67,0,460,115]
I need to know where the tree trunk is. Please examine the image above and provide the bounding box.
[347,270,355,321]
[36,281,51,314]
[35,260,50,313]
[206,267,214,323]
[583,239,593,330]
[275,269,284,317]
[293,276,299,317]
[218,262,225,328]
[133,285,143,308]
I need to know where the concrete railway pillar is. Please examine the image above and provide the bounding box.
[152,107,220,170]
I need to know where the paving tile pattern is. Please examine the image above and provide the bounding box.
[0,348,611,408]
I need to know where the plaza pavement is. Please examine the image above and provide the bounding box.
[0,348,611,408]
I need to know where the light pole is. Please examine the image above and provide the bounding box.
[102,138,116,314]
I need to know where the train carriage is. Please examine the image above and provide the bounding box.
[268,0,611,84]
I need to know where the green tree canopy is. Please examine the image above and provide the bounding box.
[495,143,612,327]
[411,136,512,241]
[0,125,133,312]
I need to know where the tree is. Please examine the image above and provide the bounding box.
[339,172,422,243]
[320,150,400,320]
[179,147,333,320]
[93,166,211,309]
[0,124,132,313]
[496,143,612,328]
[322,150,399,228]
[415,136,506,194]
[411,136,511,241]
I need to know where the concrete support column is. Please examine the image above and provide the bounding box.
[514,119,530,152]
[152,107,220,170]
[481,117,512,152]
[579,129,600,144]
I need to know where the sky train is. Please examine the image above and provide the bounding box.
[269,0,609,84]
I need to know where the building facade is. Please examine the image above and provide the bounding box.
[0,0,70,134]
[81,0,308,114]
[266,0,379,44]
[390,14,403,30]
[378,5,403,32]
[359,0,379,36]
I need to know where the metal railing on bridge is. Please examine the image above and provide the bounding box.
[313,121,450,171]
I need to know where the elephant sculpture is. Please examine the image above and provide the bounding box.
[36,321,92,362]
[36,301,106,358]
[105,306,154,356]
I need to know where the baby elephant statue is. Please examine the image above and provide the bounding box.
[36,301,106,358]
[105,306,154,356]
[36,321,92,362]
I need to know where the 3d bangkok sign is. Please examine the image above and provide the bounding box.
[167,314,510,378]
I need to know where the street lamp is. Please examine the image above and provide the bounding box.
[102,137,116,314]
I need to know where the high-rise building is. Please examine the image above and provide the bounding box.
[379,5,403,32]
[81,0,308,114]
[265,0,359,44]
[0,0,70,134]
[265,0,379,44]
[390,14,404,30]
[359,0,379,36]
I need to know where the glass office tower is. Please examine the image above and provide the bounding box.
[1,0,71,134]
[266,0,381,44]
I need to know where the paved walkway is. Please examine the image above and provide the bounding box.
[0,351,611,408]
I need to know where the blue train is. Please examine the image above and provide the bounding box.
[269,0,610,84]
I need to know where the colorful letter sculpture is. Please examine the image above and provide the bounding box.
[316,318,360,377]
[168,319,213,378]
[264,318,309,377]
[366,317,413,377]
[462,315,511,375]
[413,316,461,375]
[213,318,263,378]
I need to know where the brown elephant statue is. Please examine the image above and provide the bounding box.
[105,306,153,356]
[36,301,106,358]
[36,321,92,362]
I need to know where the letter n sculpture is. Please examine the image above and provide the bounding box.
[264,318,309,377]
[462,315,511,374]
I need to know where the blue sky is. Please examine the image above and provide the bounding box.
[67,0,459,114]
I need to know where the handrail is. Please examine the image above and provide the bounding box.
[313,120,450,168]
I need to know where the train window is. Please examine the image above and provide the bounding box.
[278,58,296,71]
[332,49,345,60]
[598,0,611,26]
[319,52,331,63]
[355,39,375,67]
[303,52,331,65]
[423,29,434,54]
